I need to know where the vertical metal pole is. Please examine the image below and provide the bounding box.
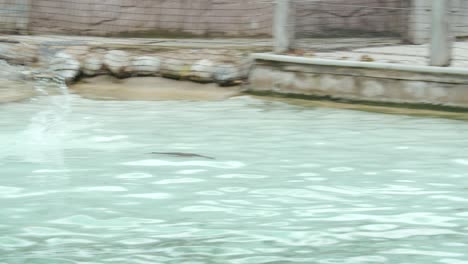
[430,0,453,66]
[274,0,290,53]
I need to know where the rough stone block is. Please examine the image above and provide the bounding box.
[130,56,161,76]
[49,52,80,82]
[104,50,130,78]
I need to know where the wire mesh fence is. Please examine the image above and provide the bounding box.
[0,0,278,86]
[286,0,426,64]
[0,0,274,37]
[294,1,408,39]
[1,0,468,85]
[272,0,468,67]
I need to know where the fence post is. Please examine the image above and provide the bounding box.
[16,0,30,34]
[430,0,453,66]
[407,0,430,44]
[274,0,291,53]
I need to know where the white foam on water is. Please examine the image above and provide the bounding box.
[17,88,72,166]
[115,172,153,179]
[395,146,410,150]
[0,237,36,248]
[176,169,206,175]
[0,186,23,195]
[430,195,468,202]
[328,167,355,172]
[4,190,60,199]
[454,159,468,165]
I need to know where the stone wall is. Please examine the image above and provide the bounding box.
[28,0,273,37]
[293,0,409,38]
[1,0,407,38]
[0,0,28,34]
[2,0,468,41]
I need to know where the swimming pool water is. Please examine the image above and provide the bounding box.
[1,95,468,264]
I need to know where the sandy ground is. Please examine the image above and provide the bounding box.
[314,41,468,67]
[0,81,35,103]
[2,76,466,121]
[70,76,243,101]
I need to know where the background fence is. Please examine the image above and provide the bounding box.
[0,0,273,37]
[276,0,468,67]
[0,0,467,69]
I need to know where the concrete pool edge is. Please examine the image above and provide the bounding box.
[248,53,468,109]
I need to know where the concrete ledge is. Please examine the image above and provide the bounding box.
[249,53,468,108]
[252,53,468,76]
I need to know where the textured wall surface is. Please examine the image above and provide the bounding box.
[0,0,28,33]
[1,0,466,40]
[28,0,273,37]
[293,0,408,38]
[249,59,468,108]
[2,0,407,38]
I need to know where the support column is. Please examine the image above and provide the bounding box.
[430,0,453,67]
[406,0,430,44]
[274,0,292,53]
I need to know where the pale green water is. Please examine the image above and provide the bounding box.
[1,95,468,264]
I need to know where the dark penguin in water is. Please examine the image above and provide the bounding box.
[150,152,215,160]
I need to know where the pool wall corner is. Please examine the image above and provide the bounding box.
[248,54,468,109]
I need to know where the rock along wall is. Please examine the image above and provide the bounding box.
[28,0,273,37]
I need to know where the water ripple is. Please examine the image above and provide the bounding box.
[123,159,245,169]
[2,96,468,263]
[152,178,204,185]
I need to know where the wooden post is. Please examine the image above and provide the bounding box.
[430,0,453,66]
[274,0,291,53]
